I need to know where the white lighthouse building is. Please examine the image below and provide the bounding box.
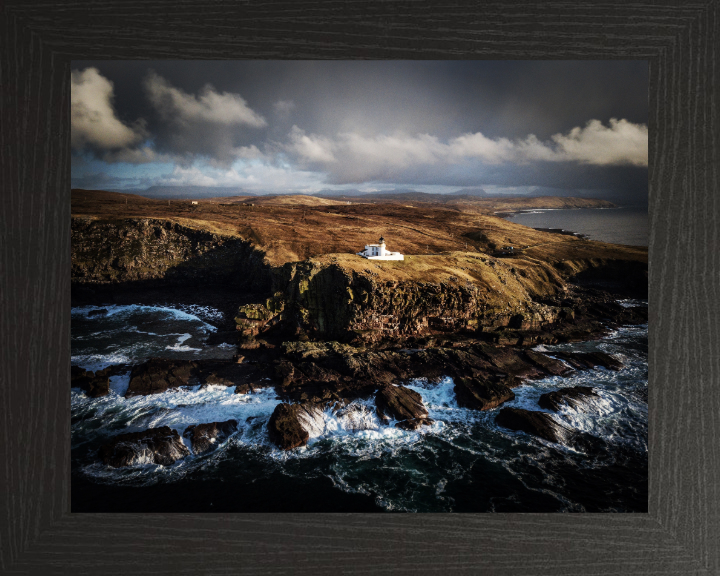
[357,236,404,260]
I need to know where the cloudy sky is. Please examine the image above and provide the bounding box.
[71,60,648,203]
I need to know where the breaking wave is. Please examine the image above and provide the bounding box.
[71,306,647,512]
[71,304,233,369]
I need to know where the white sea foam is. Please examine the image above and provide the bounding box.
[617,298,649,308]
[71,353,133,371]
[173,304,225,323]
[72,304,218,332]
[72,384,282,459]
[165,333,201,352]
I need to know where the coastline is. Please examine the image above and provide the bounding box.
[498,205,649,248]
[70,190,648,512]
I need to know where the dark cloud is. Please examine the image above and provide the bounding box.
[70,60,648,203]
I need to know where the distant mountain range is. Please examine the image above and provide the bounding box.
[111,184,644,207]
[136,186,257,199]
[449,187,488,196]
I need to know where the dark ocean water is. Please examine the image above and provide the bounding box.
[71,303,648,513]
[505,205,648,246]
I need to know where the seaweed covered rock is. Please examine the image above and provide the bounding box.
[267,403,325,450]
[99,426,190,467]
[125,359,197,397]
[375,384,432,428]
[495,407,571,443]
[538,386,598,412]
[454,376,515,411]
[234,294,286,347]
[183,420,238,455]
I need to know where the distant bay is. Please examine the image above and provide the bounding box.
[503,205,648,247]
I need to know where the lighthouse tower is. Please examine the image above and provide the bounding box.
[356,236,404,260]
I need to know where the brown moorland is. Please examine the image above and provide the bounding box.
[71,189,644,270]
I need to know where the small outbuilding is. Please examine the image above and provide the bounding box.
[357,236,404,260]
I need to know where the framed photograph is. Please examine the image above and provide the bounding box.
[67,58,649,515]
[2,1,718,574]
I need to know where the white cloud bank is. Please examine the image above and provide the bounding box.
[286,118,648,182]
[71,68,147,150]
[144,71,266,127]
[154,161,322,193]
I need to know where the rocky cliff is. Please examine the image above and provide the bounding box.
[71,217,271,290]
[234,250,646,345]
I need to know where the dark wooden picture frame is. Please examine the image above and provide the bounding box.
[1,2,717,574]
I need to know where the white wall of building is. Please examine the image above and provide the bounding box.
[363,252,404,261]
[357,241,404,260]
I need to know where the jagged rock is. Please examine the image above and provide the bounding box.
[550,322,609,343]
[550,352,590,370]
[538,386,598,412]
[395,417,435,431]
[187,358,274,394]
[98,426,190,467]
[454,376,515,411]
[587,301,626,320]
[276,359,296,387]
[578,351,623,371]
[621,306,648,324]
[552,351,623,371]
[201,372,233,387]
[183,420,238,455]
[474,343,545,379]
[71,365,110,397]
[267,403,325,450]
[495,407,571,443]
[523,350,570,376]
[489,329,558,346]
[375,385,431,427]
[125,359,197,397]
[274,341,555,405]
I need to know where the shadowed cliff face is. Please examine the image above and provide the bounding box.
[232,250,645,344]
[71,217,271,291]
[276,261,496,340]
